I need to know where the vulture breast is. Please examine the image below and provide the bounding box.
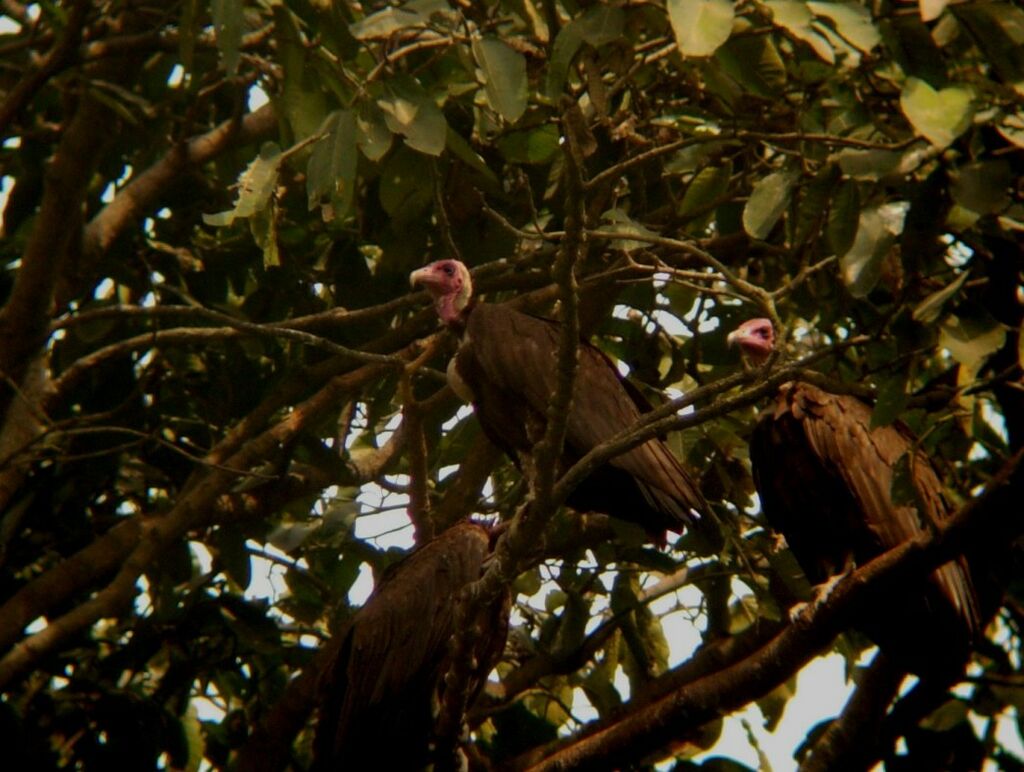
[750,381,979,679]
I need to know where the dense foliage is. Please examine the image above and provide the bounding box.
[0,0,1022,768]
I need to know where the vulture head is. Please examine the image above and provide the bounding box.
[410,259,473,325]
[727,318,775,366]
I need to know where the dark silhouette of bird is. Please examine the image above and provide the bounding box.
[410,259,709,541]
[312,522,508,770]
[729,318,980,680]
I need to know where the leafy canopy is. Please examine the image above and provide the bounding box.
[0,0,1022,769]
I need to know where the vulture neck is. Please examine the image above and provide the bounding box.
[436,289,473,330]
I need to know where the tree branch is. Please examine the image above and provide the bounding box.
[550,342,868,511]
[0,65,111,402]
[0,0,89,137]
[798,651,906,772]
[433,101,591,769]
[513,448,1024,769]
[81,102,277,263]
[0,345,439,678]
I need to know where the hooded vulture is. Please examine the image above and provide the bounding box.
[410,259,709,541]
[728,318,980,680]
[311,522,508,770]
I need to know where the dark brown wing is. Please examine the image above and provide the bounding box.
[751,382,979,678]
[312,523,508,770]
[457,302,707,533]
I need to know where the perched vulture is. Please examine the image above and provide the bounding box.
[311,522,508,770]
[410,259,709,540]
[729,318,980,679]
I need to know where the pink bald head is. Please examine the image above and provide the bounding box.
[727,318,775,365]
[410,259,473,325]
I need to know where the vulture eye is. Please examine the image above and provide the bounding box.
[442,264,455,276]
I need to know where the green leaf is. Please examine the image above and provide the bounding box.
[939,314,1006,373]
[275,5,329,141]
[807,1,880,53]
[577,4,626,47]
[250,204,280,268]
[212,524,252,590]
[882,14,947,85]
[513,567,543,597]
[203,142,282,227]
[900,77,974,148]
[951,160,1012,215]
[349,6,426,40]
[211,0,243,75]
[179,702,203,772]
[473,37,527,123]
[765,0,835,63]
[743,170,797,239]
[871,373,909,428]
[497,124,560,164]
[376,77,448,156]
[446,128,499,185]
[839,202,906,298]
[757,678,797,732]
[356,102,394,161]
[544,588,567,612]
[667,0,734,57]
[834,148,902,181]
[890,452,923,508]
[379,146,434,218]
[1019,324,1024,373]
[599,209,659,252]
[546,5,624,99]
[678,162,733,227]
[179,0,200,76]
[912,270,969,323]
[954,3,1024,97]
[919,0,949,22]
[920,699,969,732]
[714,32,787,98]
[793,165,839,246]
[997,112,1024,149]
[268,521,317,553]
[307,110,358,222]
[827,180,859,256]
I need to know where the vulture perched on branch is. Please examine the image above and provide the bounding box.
[410,259,709,541]
[312,522,508,770]
[729,318,980,680]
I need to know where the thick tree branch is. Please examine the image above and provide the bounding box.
[431,434,503,532]
[51,317,411,402]
[433,103,591,769]
[798,651,906,772]
[81,102,277,262]
[550,339,868,511]
[0,76,110,398]
[234,641,338,772]
[0,0,89,136]
[0,349,431,678]
[513,448,1024,770]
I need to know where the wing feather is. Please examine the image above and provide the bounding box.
[462,303,706,521]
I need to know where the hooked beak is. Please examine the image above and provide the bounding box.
[726,329,744,348]
[409,266,432,289]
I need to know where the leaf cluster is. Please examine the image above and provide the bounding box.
[0,0,1022,769]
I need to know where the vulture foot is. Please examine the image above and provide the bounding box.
[789,571,849,623]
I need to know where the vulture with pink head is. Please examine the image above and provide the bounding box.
[410,259,709,542]
[729,318,980,679]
